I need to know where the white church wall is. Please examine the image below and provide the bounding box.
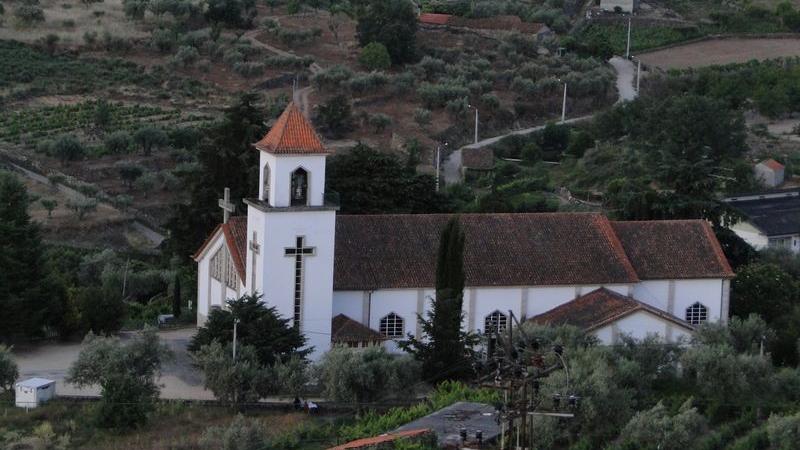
[526,286,577,317]
[369,289,419,337]
[632,280,670,312]
[258,210,336,359]
[592,311,692,345]
[246,208,265,297]
[196,234,226,323]
[263,153,327,208]
[472,287,523,333]
[332,291,364,323]
[674,279,725,322]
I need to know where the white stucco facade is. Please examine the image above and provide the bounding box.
[332,278,726,351]
[593,310,693,344]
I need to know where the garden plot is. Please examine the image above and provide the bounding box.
[638,38,800,70]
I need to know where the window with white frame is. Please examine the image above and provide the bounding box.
[210,246,238,290]
[380,313,404,338]
[685,302,708,325]
[484,310,508,335]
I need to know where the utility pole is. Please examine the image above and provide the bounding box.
[626,16,632,59]
[232,318,240,360]
[561,82,568,123]
[478,311,579,450]
[435,142,447,192]
[636,58,641,92]
[468,104,479,144]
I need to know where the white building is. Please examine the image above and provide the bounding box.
[600,0,637,13]
[725,188,800,252]
[15,378,56,409]
[194,103,734,358]
[754,159,785,188]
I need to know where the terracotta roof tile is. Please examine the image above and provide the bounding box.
[760,158,785,171]
[461,147,494,170]
[529,288,693,331]
[224,216,248,282]
[253,102,327,155]
[334,213,640,290]
[611,220,734,279]
[328,429,432,450]
[418,13,452,25]
[331,314,385,343]
[193,217,248,283]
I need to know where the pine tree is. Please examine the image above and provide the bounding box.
[0,171,48,338]
[399,217,478,382]
[165,93,265,259]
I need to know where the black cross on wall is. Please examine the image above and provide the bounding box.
[284,236,315,328]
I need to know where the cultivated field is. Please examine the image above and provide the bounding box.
[638,37,800,70]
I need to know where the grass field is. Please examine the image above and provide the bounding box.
[0,398,336,450]
[638,37,800,69]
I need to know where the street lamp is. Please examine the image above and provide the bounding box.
[232,318,240,360]
[626,16,632,59]
[435,142,448,192]
[467,104,479,144]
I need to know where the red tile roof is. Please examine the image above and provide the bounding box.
[331,314,385,343]
[611,220,734,280]
[253,102,328,155]
[328,429,432,450]
[334,213,640,290]
[197,214,733,292]
[529,288,693,331]
[760,158,785,171]
[418,13,452,25]
[461,147,494,170]
[192,217,247,283]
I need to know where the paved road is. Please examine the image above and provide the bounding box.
[14,328,215,400]
[442,56,639,185]
[609,56,638,103]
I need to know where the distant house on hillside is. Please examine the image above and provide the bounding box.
[418,13,552,40]
[600,0,638,13]
[461,147,494,179]
[755,158,785,188]
[724,188,800,252]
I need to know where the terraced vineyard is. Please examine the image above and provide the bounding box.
[0,101,211,144]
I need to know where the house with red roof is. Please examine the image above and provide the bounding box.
[755,158,785,188]
[193,103,734,358]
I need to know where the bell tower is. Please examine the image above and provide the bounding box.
[244,102,337,358]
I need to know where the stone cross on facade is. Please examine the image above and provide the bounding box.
[249,231,260,294]
[285,236,315,328]
[218,187,235,223]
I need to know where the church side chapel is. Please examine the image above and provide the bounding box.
[193,102,735,358]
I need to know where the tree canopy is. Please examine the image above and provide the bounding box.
[355,0,417,65]
[327,144,451,214]
[188,293,308,366]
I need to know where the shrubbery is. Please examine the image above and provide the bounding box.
[359,42,392,71]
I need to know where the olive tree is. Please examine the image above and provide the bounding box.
[316,345,420,404]
[0,344,18,393]
[67,329,171,428]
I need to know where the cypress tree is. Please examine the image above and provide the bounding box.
[400,217,477,382]
[0,171,47,338]
[172,273,182,318]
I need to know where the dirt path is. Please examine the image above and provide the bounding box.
[6,160,166,247]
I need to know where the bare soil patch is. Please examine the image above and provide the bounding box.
[638,37,800,70]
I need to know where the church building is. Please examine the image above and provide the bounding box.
[193,103,734,358]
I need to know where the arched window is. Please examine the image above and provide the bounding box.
[484,310,508,335]
[290,167,308,206]
[380,313,404,338]
[262,163,270,202]
[685,302,708,325]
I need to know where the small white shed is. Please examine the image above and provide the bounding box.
[15,377,56,409]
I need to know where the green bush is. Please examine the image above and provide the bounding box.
[359,42,392,71]
[14,4,45,24]
[52,135,85,164]
[104,131,132,154]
